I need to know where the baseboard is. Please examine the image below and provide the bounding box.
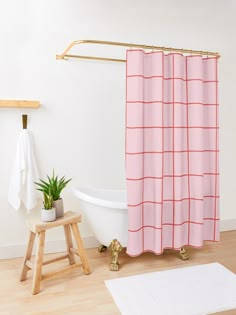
[220,219,236,232]
[0,235,100,260]
[1,219,235,260]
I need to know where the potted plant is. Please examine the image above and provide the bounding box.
[35,170,72,218]
[41,192,56,222]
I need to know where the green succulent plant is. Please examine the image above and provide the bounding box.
[35,170,72,201]
[43,192,53,210]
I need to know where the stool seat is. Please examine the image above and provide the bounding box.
[27,211,81,233]
[20,211,91,295]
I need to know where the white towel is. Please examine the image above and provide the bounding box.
[8,129,40,212]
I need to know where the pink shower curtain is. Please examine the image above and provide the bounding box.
[126,50,219,256]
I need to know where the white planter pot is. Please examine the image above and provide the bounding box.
[41,208,56,222]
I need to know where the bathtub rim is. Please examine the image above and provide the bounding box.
[72,187,127,210]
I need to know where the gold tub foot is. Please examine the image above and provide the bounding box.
[179,247,190,260]
[108,239,123,271]
[98,245,107,252]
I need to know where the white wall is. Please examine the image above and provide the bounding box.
[0,0,235,258]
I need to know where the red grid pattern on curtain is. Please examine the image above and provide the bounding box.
[126,50,219,256]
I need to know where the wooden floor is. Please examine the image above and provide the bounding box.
[0,231,236,315]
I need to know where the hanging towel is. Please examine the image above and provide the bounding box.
[8,129,40,212]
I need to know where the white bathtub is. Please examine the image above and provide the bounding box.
[73,187,128,247]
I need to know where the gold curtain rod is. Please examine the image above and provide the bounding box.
[56,39,220,63]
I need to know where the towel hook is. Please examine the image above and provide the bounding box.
[22,114,28,129]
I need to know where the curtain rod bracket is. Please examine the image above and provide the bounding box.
[56,54,68,60]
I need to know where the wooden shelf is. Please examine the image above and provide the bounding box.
[0,100,40,108]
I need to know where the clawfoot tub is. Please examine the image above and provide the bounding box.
[73,187,189,270]
[73,187,128,271]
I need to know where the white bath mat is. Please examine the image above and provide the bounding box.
[105,263,236,315]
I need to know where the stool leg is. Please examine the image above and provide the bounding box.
[71,223,91,275]
[64,224,75,265]
[32,231,45,295]
[20,231,36,281]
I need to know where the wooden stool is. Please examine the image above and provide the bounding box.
[20,211,91,294]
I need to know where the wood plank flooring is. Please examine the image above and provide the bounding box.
[0,231,236,315]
